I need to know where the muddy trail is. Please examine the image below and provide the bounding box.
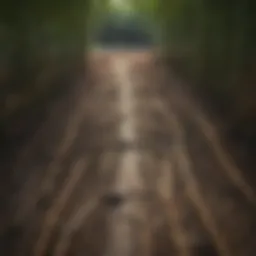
[1,50,256,256]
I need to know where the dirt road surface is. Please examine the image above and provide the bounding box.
[1,50,256,256]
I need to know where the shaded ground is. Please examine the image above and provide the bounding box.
[1,50,256,256]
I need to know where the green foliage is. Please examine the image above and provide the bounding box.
[123,0,256,127]
[2,0,256,125]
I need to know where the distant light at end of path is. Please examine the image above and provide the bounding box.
[110,0,133,12]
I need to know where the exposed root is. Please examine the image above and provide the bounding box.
[53,198,99,256]
[158,157,192,256]
[170,112,231,256]
[196,114,255,204]
[33,159,87,256]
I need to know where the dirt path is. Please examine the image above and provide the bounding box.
[1,50,256,256]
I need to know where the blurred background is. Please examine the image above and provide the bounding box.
[1,0,255,161]
[0,0,256,255]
